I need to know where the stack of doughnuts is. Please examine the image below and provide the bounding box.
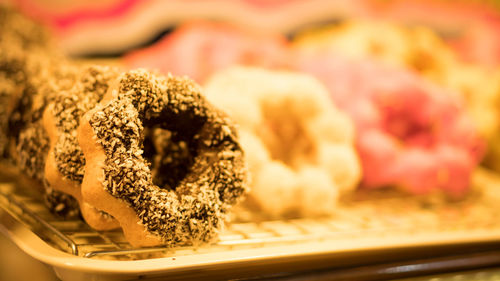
[1,7,249,247]
[1,5,490,245]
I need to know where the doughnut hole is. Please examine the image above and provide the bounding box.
[142,127,195,191]
[258,97,317,170]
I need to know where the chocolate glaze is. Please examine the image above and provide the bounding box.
[51,65,119,182]
[89,70,248,244]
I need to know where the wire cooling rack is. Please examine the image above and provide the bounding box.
[0,180,397,259]
[3,168,500,262]
[5,168,500,280]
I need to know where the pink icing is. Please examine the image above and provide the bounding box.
[295,53,484,196]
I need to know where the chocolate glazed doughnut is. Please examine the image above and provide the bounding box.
[1,45,83,217]
[43,65,120,230]
[78,70,248,247]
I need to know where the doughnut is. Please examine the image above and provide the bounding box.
[123,21,289,82]
[0,40,41,160]
[0,6,84,218]
[12,58,88,218]
[2,55,84,217]
[43,65,120,230]
[293,21,416,69]
[14,61,78,175]
[0,5,70,168]
[295,54,484,197]
[292,20,457,77]
[78,69,248,247]
[0,48,25,159]
[204,66,360,219]
[0,5,55,51]
[292,21,500,171]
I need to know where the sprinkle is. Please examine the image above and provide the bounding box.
[88,70,249,245]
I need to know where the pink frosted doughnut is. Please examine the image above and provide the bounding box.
[296,53,484,197]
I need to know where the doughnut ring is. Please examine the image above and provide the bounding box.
[78,69,248,246]
[43,65,120,230]
[204,67,361,219]
[0,38,85,216]
[296,54,484,196]
[0,7,101,218]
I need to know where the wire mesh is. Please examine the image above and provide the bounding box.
[2,168,500,260]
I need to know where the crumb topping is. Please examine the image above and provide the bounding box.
[0,73,16,156]
[43,182,81,218]
[89,70,248,244]
[52,65,118,182]
[13,60,78,169]
[0,5,63,158]
[0,6,82,217]
[0,46,35,158]
[0,5,53,50]
[16,122,48,181]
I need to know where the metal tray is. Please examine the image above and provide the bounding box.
[2,167,500,280]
